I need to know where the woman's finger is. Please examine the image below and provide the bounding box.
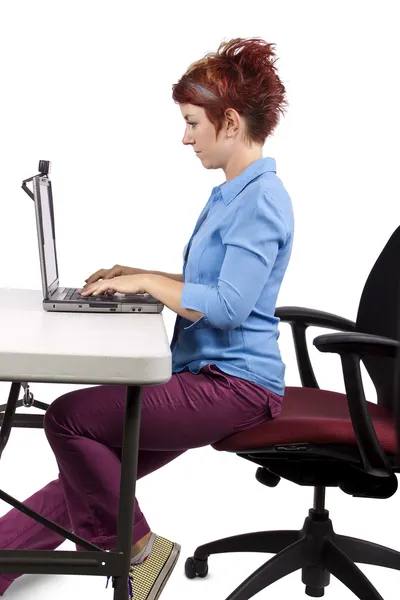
[104,268,119,280]
[85,269,106,284]
[93,282,109,296]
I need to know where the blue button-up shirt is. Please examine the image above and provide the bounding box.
[171,157,294,396]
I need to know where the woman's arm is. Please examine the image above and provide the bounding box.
[143,274,205,323]
[179,191,288,330]
[123,267,183,282]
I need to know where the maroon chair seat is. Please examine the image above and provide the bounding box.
[213,386,397,455]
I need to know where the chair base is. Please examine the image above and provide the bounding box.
[186,507,400,599]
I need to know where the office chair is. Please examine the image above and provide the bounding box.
[185,225,400,599]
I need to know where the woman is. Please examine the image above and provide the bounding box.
[0,37,294,599]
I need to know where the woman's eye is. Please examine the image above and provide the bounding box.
[188,122,196,128]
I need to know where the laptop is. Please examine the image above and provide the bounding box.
[29,162,164,314]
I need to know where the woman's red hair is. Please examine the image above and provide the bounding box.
[172,37,288,145]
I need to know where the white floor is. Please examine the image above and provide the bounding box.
[0,384,399,599]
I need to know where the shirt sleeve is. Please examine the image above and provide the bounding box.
[180,190,288,330]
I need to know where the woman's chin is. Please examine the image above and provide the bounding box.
[199,156,212,168]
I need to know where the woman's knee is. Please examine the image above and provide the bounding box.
[43,391,76,437]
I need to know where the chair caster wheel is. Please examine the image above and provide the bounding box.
[305,585,324,597]
[185,556,209,579]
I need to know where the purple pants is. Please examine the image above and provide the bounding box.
[0,364,282,595]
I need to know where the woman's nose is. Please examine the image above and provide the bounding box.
[182,129,194,146]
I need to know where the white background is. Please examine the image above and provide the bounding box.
[0,0,400,598]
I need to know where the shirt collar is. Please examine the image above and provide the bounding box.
[211,157,276,206]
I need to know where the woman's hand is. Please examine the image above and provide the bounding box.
[78,274,149,297]
[84,264,124,286]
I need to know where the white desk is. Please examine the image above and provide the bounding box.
[0,288,172,600]
[0,288,171,385]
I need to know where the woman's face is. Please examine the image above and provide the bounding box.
[180,103,229,170]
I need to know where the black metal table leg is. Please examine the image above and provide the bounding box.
[0,383,21,459]
[113,385,143,600]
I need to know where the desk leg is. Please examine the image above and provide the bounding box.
[113,385,143,600]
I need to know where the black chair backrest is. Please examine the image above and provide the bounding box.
[394,330,400,464]
[356,226,400,438]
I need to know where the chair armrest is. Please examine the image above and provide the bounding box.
[313,331,400,477]
[275,306,356,388]
[276,306,356,332]
[314,332,399,358]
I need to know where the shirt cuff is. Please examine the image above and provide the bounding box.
[181,282,211,328]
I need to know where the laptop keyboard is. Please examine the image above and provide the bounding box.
[64,288,85,301]
[63,288,115,302]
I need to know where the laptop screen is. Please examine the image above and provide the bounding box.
[38,178,58,291]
